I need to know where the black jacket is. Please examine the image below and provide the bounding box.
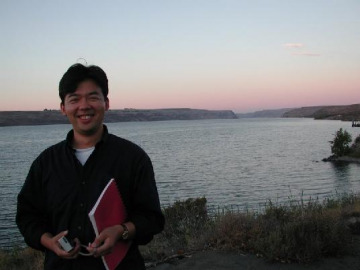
[16,125,164,270]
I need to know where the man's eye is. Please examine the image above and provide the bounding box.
[89,96,100,101]
[68,98,79,103]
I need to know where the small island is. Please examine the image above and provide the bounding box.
[323,128,360,163]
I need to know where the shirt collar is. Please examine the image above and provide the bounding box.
[66,125,109,149]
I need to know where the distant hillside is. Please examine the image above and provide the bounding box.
[283,104,360,121]
[282,106,324,118]
[237,108,293,118]
[0,108,238,127]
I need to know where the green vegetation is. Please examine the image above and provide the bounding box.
[328,128,360,158]
[330,128,352,157]
[349,134,360,158]
[2,194,360,269]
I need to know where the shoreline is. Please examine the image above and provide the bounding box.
[0,109,237,127]
[322,155,360,163]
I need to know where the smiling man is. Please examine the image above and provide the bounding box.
[16,63,165,270]
[60,79,109,148]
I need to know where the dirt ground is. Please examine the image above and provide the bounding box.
[149,236,360,270]
[150,250,359,270]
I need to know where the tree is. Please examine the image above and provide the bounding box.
[330,128,352,157]
[350,134,360,158]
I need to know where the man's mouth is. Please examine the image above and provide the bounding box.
[78,114,93,120]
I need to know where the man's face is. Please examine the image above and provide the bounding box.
[60,79,109,137]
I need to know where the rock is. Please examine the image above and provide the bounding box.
[322,155,360,163]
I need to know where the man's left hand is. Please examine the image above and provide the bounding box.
[87,225,123,257]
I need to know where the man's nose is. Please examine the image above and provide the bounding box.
[78,97,91,109]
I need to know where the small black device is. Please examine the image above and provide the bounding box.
[58,236,74,252]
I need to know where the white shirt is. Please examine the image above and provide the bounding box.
[74,146,95,165]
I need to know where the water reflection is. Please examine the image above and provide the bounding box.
[330,162,352,193]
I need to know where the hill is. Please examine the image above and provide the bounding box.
[0,108,238,127]
[237,108,293,118]
[236,104,360,120]
[283,104,360,121]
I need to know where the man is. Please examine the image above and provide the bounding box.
[16,63,165,269]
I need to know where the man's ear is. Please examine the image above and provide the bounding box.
[60,103,66,115]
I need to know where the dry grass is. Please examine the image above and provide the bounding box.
[140,197,211,261]
[0,247,43,270]
[2,194,360,269]
[141,193,360,264]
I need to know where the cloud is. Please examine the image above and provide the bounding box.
[283,43,304,48]
[283,43,320,56]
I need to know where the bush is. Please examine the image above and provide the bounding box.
[140,197,212,261]
[253,200,349,263]
[349,134,360,158]
[209,211,259,252]
[162,197,209,250]
[208,195,358,264]
[330,128,352,157]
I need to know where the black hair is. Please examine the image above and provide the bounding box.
[59,63,109,103]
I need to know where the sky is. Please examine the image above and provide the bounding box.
[1,0,359,113]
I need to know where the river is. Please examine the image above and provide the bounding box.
[1,118,359,248]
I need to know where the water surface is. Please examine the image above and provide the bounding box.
[1,118,359,248]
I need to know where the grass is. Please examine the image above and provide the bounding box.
[2,194,360,269]
[0,246,44,270]
[141,193,360,264]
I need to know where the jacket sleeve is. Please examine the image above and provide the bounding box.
[129,154,165,245]
[16,157,50,251]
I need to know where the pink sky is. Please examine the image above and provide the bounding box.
[2,71,358,113]
[1,1,359,113]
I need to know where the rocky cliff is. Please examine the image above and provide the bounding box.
[0,108,238,127]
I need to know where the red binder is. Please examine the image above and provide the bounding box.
[88,178,131,270]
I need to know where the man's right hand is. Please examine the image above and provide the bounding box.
[41,231,81,259]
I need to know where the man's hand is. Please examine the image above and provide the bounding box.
[41,231,80,259]
[87,225,123,258]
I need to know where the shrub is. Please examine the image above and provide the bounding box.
[208,196,356,263]
[254,201,349,263]
[209,211,259,252]
[140,197,212,261]
[349,134,360,158]
[330,128,352,157]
